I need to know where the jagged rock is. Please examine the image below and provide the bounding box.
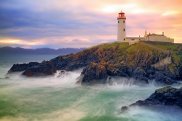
[179,66,182,79]
[50,51,99,71]
[121,106,128,112]
[132,67,149,84]
[133,86,182,107]
[8,62,40,73]
[152,57,172,69]
[22,61,56,77]
[121,86,182,112]
[81,62,108,85]
[55,70,69,78]
[153,71,177,85]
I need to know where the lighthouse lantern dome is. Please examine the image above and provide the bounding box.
[117,11,126,19]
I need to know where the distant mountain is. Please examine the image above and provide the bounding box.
[0,47,85,55]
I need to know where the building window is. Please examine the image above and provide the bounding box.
[123,28,125,31]
[123,21,125,23]
[118,21,119,23]
[124,38,125,40]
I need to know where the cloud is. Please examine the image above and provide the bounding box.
[0,37,45,48]
[0,0,182,48]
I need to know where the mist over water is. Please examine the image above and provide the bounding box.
[0,54,182,121]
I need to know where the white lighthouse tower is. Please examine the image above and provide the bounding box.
[117,11,126,41]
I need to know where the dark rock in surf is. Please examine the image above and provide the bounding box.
[22,61,56,77]
[8,62,40,73]
[121,86,182,112]
[132,86,182,108]
[121,106,129,112]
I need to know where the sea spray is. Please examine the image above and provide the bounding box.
[0,55,182,121]
[5,69,82,89]
[1,73,182,121]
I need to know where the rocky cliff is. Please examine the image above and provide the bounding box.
[8,41,182,85]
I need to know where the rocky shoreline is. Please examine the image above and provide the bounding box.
[7,41,182,113]
[8,42,182,85]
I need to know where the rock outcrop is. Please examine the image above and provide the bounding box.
[8,41,182,85]
[22,61,56,76]
[81,62,108,85]
[8,62,40,73]
[121,86,182,112]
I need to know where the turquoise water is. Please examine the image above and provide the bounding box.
[0,54,181,121]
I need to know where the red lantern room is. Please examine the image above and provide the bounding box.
[117,11,126,20]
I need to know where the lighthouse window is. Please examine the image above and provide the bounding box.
[123,29,125,31]
[118,21,119,23]
[123,21,125,23]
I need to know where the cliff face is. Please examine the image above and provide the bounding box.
[8,41,182,85]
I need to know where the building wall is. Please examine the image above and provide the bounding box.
[125,37,145,45]
[122,35,174,45]
[117,19,126,41]
[126,37,145,41]
[146,35,174,43]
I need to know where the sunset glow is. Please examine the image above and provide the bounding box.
[0,38,45,48]
[0,0,182,48]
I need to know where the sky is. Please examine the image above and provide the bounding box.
[0,0,182,48]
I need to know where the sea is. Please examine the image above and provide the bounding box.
[0,54,181,121]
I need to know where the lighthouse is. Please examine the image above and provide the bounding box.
[116,11,174,43]
[117,11,126,41]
